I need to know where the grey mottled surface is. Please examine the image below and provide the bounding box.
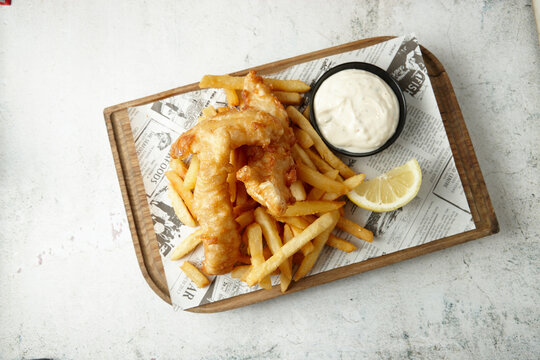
[0,1,538,359]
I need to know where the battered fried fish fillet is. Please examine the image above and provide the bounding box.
[237,71,297,217]
[170,109,284,275]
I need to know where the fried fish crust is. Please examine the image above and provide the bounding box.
[238,71,296,217]
[171,109,284,274]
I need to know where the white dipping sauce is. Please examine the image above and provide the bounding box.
[313,69,399,153]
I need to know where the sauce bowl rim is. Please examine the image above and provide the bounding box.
[307,61,407,157]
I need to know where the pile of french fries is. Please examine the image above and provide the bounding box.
[166,74,373,292]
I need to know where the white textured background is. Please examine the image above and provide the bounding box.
[1,1,539,359]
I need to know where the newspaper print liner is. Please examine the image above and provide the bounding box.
[127,34,475,310]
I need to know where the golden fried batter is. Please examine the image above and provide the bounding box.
[170,109,284,274]
[238,71,297,216]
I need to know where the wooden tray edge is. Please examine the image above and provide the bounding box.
[104,109,172,304]
[421,47,499,236]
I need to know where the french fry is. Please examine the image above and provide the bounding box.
[305,148,334,173]
[284,200,345,217]
[324,169,340,180]
[231,265,251,279]
[337,216,373,243]
[287,106,355,178]
[167,187,197,227]
[254,208,292,279]
[201,106,218,118]
[283,224,294,243]
[322,184,345,201]
[246,223,271,290]
[280,224,294,293]
[227,173,237,203]
[343,173,366,190]
[264,78,310,92]
[297,163,347,194]
[322,169,344,199]
[321,173,364,201]
[302,106,310,119]
[165,171,196,218]
[235,210,254,231]
[294,127,315,149]
[183,155,199,191]
[290,224,348,255]
[230,147,239,168]
[216,106,229,113]
[246,211,339,286]
[276,216,311,229]
[327,234,357,253]
[180,261,210,288]
[307,187,325,201]
[283,258,295,279]
[292,144,317,170]
[321,192,341,201]
[301,239,314,256]
[290,180,306,201]
[289,225,303,237]
[200,74,310,92]
[224,88,240,106]
[294,210,339,281]
[169,158,188,178]
[170,228,202,260]
[289,225,315,256]
[309,169,340,199]
[200,74,241,89]
[273,91,302,105]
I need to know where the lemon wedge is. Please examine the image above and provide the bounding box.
[347,158,422,212]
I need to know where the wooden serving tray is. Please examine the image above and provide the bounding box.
[104,36,498,313]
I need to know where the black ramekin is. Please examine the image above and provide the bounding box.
[308,62,407,157]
